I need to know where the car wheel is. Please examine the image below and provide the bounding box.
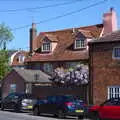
[91,112,101,120]
[57,109,65,119]
[1,103,4,110]
[15,106,20,112]
[78,115,83,119]
[33,107,39,116]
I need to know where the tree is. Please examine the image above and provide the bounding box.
[0,50,11,79]
[0,23,14,79]
[0,23,14,50]
[50,64,89,86]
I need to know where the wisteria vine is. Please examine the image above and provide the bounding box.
[50,64,89,86]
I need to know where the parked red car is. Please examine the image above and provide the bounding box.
[89,98,120,120]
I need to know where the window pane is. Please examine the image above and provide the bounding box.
[42,42,51,52]
[43,63,53,73]
[75,39,85,48]
[113,48,120,58]
[108,86,120,99]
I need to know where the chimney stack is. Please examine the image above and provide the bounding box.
[103,8,118,35]
[29,22,37,54]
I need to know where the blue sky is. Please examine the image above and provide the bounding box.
[0,0,120,51]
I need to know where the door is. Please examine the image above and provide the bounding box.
[45,96,57,114]
[10,94,19,110]
[3,96,11,109]
[3,93,19,110]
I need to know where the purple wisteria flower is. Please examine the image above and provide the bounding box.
[51,64,89,86]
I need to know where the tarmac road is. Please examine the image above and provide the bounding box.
[0,110,91,120]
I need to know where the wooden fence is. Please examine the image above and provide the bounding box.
[32,85,89,102]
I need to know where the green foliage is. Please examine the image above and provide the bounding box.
[0,50,11,80]
[0,23,14,49]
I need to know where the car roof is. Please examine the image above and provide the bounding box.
[46,95,84,100]
[8,92,34,96]
[110,98,120,101]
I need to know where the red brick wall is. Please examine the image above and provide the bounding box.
[89,42,120,105]
[2,70,25,98]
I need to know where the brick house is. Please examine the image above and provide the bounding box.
[25,23,103,73]
[2,68,88,100]
[89,30,120,105]
[2,68,51,98]
[23,8,118,103]
[25,8,117,75]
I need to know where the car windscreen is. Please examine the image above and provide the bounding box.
[63,96,83,102]
[20,93,36,99]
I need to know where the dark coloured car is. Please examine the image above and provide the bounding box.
[1,92,37,112]
[89,98,120,120]
[0,97,1,108]
[33,95,88,119]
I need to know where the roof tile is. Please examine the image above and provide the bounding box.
[26,24,103,62]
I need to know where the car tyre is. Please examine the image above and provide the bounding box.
[1,103,4,111]
[14,104,21,113]
[91,112,101,120]
[57,109,65,119]
[78,115,83,119]
[33,107,39,116]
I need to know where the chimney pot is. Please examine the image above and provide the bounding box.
[103,8,117,35]
[110,7,114,12]
[32,23,36,29]
[29,22,37,54]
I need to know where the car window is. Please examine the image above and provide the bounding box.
[63,96,80,102]
[112,99,120,106]
[103,100,112,105]
[47,96,56,103]
[14,95,19,99]
[4,96,10,101]
[3,93,16,101]
[20,93,36,100]
[56,96,64,102]
[103,99,120,106]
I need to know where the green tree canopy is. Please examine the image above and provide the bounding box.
[0,23,14,50]
[0,50,11,80]
[0,23,14,80]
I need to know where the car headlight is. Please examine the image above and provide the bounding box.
[22,99,33,106]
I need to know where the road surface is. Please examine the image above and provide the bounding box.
[0,110,91,120]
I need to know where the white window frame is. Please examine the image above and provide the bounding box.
[18,55,25,63]
[9,84,16,93]
[74,38,86,49]
[108,86,120,99]
[43,63,53,73]
[66,62,80,69]
[41,40,51,52]
[112,47,120,59]
[26,83,32,93]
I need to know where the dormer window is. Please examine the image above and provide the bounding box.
[41,39,51,52]
[75,38,86,49]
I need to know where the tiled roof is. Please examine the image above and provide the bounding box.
[26,50,88,62]
[33,24,103,50]
[14,68,51,83]
[26,24,103,62]
[90,30,120,44]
